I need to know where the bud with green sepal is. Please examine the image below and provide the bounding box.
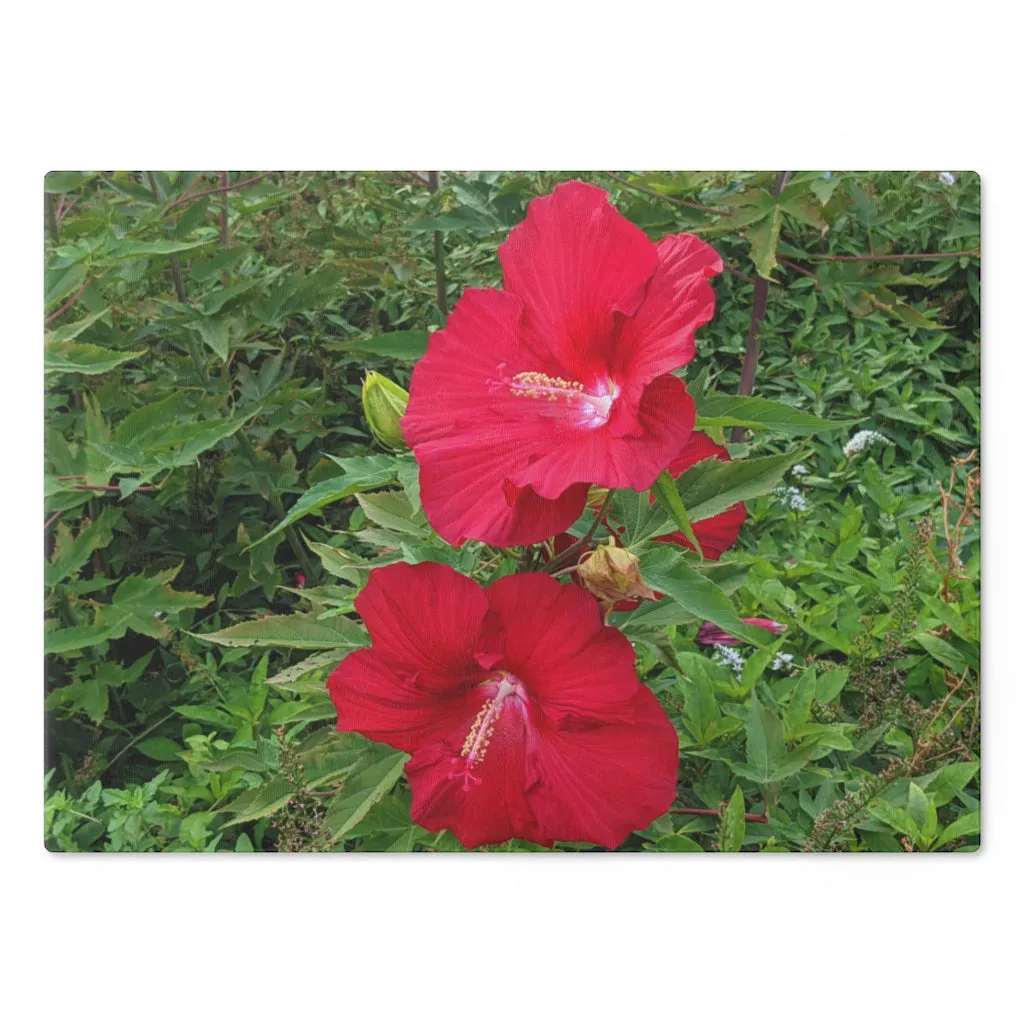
[362,372,409,450]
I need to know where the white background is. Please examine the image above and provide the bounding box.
[5,2,1018,1020]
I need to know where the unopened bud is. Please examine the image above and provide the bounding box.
[577,541,657,619]
[696,618,786,647]
[362,372,409,450]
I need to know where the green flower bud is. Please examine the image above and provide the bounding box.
[362,371,409,450]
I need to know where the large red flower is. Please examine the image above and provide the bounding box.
[402,180,723,547]
[327,561,679,849]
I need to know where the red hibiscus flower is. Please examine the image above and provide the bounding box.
[327,561,679,849]
[402,180,723,547]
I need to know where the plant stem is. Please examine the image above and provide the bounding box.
[148,172,188,302]
[544,491,613,575]
[671,805,770,824]
[45,192,59,243]
[45,277,94,325]
[730,170,790,443]
[166,170,275,211]
[220,172,230,245]
[427,171,448,322]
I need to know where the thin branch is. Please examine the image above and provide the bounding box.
[427,171,449,320]
[730,170,789,443]
[605,171,726,215]
[45,278,94,325]
[407,171,431,186]
[808,249,980,263]
[780,258,819,282]
[544,491,614,575]
[44,511,62,530]
[166,170,276,211]
[671,806,770,825]
[219,171,230,244]
[73,483,156,493]
[45,193,59,243]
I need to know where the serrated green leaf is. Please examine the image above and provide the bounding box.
[193,614,366,650]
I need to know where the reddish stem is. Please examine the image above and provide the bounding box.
[811,249,979,263]
[73,484,156,493]
[45,278,94,325]
[166,171,276,211]
[672,806,770,824]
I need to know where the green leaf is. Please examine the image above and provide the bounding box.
[45,507,122,587]
[256,456,397,546]
[653,834,704,852]
[695,394,860,435]
[109,237,215,258]
[907,782,931,832]
[324,745,410,842]
[814,666,849,704]
[915,632,974,672]
[340,330,430,362]
[926,761,980,807]
[45,308,110,344]
[742,690,787,785]
[639,547,776,648]
[265,649,347,693]
[355,490,428,537]
[45,341,147,376]
[193,614,367,650]
[719,787,747,851]
[137,737,185,762]
[652,470,702,557]
[676,452,801,523]
[44,623,118,655]
[748,204,783,279]
[868,799,920,841]
[220,778,298,827]
[45,171,96,194]
[192,317,230,362]
[934,811,980,849]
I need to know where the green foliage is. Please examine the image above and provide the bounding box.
[45,170,979,852]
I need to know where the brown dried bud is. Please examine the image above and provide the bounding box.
[576,541,657,619]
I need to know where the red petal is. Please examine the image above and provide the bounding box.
[406,724,546,850]
[402,286,589,545]
[659,431,746,560]
[353,562,490,690]
[524,685,679,849]
[417,435,589,546]
[499,181,659,384]
[328,648,478,753]
[613,233,723,392]
[513,373,696,497]
[483,574,638,721]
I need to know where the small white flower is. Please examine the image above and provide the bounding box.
[938,171,957,186]
[713,644,746,678]
[771,652,795,671]
[790,464,809,476]
[775,485,809,512]
[843,430,893,458]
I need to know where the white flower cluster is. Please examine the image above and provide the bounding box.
[843,430,893,458]
[939,171,957,186]
[790,464,809,476]
[713,645,745,677]
[771,652,795,671]
[776,486,809,512]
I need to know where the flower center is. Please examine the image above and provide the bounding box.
[448,674,525,791]
[491,367,618,428]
